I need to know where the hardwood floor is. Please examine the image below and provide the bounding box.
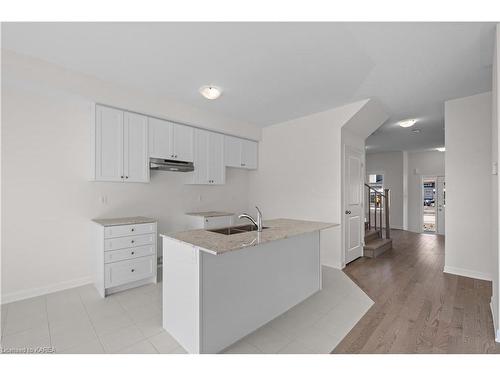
[333,230,500,354]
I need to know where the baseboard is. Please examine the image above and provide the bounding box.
[1,276,93,304]
[443,265,491,281]
[490,301,500,343]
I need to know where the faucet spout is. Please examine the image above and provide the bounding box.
[238,206,264,232]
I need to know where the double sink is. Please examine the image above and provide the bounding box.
[208,224,269,236]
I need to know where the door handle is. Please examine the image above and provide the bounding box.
[345,210,351,214]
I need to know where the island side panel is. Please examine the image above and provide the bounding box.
[162,237,201,353]
[200,231,321,353]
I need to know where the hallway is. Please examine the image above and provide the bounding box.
[333,230,500,353]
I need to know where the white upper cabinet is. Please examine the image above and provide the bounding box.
[172,123,194,162]
[148,117,172,159]
[124,112,149,183]
[241,139,258,169]
[92,105,149,183]
[208,132,225,184]
[192,129,225,185]
[148,117,193,162]
[94,105,124,182]
[93,104,257,185]
[224,135,258,169]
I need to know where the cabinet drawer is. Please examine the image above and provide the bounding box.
[104,255,155,288]
[104,233,155,251]
[104,245,156,264]
[104,222,156,238]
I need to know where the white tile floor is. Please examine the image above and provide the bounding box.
[0,266,373,354]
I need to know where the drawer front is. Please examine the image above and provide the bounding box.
[104,244,156,264]
[203,216,233,229]
[105,255,155,288]
[104,233,155,251]
[104,222,156,238]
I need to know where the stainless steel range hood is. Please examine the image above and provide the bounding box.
[149,158,194,172]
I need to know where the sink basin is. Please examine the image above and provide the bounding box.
[208,224,269,235]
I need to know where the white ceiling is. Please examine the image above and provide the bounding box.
[2,22,495,151]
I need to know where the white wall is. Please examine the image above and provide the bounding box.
[407,150,445,233]
[491,24,500,341]
[365,151,404,229]
[445,91,492,281]
[247,101,367,268]
[1,51,260,302]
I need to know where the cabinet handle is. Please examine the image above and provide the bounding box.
[121,176,124,179]
[125,176,129,179]
[131,251,135,255]
[131,240,135,244]
[131,228,135,232]
[131,269,135,272]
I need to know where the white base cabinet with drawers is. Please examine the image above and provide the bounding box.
[93,218,157,297]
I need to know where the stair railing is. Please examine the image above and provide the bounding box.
[364,184,391,239]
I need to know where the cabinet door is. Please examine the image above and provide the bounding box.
[148,117,173,159]
[193,129,210,184]
[208,132,225,184]
[241,139,258,169]
[172,123,194,162]
[224,135,242,167]
[95,105,124,181]
[124,112,149,183]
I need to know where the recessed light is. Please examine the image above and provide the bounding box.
[436,147,445,152]
[199,86,222,100]
[398,119,418,128]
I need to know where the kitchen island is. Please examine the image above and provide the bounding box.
[160,218,338,354]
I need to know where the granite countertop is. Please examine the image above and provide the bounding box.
[160,218,339,255]
[92,216,157,227]
[185,211,234,217]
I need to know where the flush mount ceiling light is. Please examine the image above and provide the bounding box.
[199,86,222,100]
[436,147,446,152]
[398,119,418,128]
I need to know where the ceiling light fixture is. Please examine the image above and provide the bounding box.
[398,119,418,128]
[436,147,445,152]
[199,85,222,100]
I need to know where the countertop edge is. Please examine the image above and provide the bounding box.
[160,221,339,255]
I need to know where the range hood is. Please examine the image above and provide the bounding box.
[149,157,194,172]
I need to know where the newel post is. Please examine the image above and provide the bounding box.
[384,188,391,239]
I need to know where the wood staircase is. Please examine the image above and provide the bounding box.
[364,184,392,258]
[363,223,392,258]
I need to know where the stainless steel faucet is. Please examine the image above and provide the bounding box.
[238,206,263,232]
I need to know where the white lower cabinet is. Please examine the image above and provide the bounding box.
[105,255,156,288]
[93,218,157,297]
[186,214,234,229]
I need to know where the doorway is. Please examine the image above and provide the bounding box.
[421,176,445,234]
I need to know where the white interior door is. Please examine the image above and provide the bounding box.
[436,176,446,235]
[344,146,364,263]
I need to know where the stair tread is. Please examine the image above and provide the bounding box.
[364,238,392,250]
